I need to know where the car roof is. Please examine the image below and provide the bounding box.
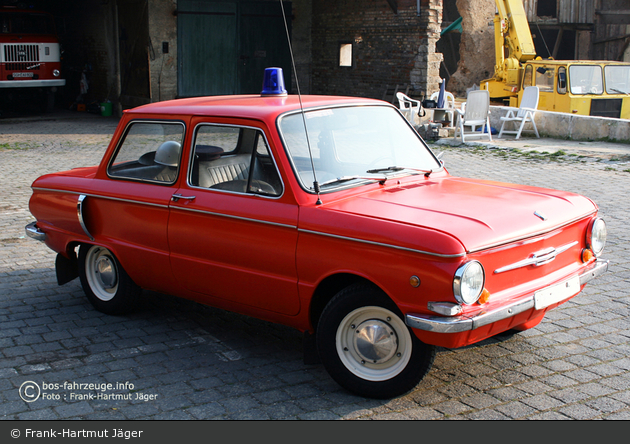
[124,95,386,121]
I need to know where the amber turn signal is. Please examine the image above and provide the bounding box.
[477,288,491,305]
[582,248,594,263]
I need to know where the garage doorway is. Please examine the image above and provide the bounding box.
[177,0,292,97]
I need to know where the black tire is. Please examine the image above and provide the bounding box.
[316,283,436,399]
[78,244,141,315]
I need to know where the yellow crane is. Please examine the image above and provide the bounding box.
[481,0,630,119]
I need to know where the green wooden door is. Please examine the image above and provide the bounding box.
[239,1,292,94]
[178,1,238,96]
[178,0,291,97]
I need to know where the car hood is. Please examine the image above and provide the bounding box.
[320,176,597,253]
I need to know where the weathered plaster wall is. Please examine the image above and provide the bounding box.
[447,0,495,96]
[148,0,178,102]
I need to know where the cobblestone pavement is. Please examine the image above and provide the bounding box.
[1,111,629,420]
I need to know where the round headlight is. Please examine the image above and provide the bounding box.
[53,69,60,77]
[453,261,485,305]
[587,217,607,257]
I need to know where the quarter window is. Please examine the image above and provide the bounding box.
[108,121,185,184]
[190,125,282,197]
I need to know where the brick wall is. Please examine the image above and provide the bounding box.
[311,0,443,100]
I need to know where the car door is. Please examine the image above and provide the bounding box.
[167,120,300,316]
[88,119,186,292]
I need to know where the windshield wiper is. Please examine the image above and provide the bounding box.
[319,175,388,187]
[610,87,630,95]
[366,165,436,177]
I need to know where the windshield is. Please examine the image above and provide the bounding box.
[279,105,440,192]
[604,65,630,95]
[0,12,56,35]
[569,65,603,95]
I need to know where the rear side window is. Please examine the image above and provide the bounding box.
[108,121,185,184]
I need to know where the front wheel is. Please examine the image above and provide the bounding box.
[316,284,436,399]
[78,244,141,315]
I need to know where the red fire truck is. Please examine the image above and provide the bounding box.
[0,7,64,112]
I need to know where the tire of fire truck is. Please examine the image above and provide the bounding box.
[42,89,55,113]
[78,244,141,315]
[316,283,436,399]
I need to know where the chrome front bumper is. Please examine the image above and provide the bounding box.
[406,260,609,334]
[25,222,46,242]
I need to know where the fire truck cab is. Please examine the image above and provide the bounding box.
[0,7,65,112]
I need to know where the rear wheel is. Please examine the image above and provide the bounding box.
[78,244,141,315]
[316,283,436,399]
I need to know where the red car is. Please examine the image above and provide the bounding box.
[26,70,608,399]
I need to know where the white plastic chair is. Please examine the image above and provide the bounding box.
[454,89,492,142]
[429,91,456,126]
[396,92,421,123]
[498,86,540,139]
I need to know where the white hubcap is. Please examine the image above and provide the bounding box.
[336,306,412,381]
[85,247,118,301]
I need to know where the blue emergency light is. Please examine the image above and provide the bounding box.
[261,67,287,96]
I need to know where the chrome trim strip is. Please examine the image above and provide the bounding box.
[77,195,94,241]
[298,229,465,258]
[32,187,293,229]
[172,206,297,229]
[579,260,609,285]
[406,259,609,333]
[25,222,46,242]
[466,211,596,254]
[494,241,578,274]
[32,188,170,209]
[405,314,472,333]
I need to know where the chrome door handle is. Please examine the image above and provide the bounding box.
[171,194,196,202]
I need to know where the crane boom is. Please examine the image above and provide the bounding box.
[484,0,537,99]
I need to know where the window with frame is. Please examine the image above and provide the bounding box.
[569,65,603,95]
[535,66,555,92]
[339,43,352,67]
[190,124,282,196]
[523,65,533,88]
[557,67,567,94]
[108,121,185,184]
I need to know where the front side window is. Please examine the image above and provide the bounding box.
[535,66,555,92]
[569,65,603,95]
[190,124,282,197]
[604,65,630,94]
[279,105,441,192]
[108,121,185,184]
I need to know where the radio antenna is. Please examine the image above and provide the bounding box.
[279,1,322,205]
